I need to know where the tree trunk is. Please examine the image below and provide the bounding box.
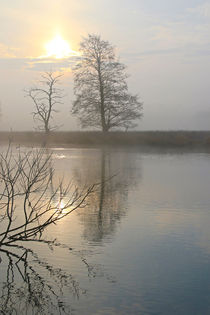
[97,58,108,132]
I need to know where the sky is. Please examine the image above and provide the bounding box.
[0,0,210,131]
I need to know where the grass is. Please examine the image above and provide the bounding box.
[1,130,210,148]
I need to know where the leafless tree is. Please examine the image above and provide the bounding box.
[26,72,64,133]
[72,34,143,132]
[0,146,111,314]
[0,146,95,247]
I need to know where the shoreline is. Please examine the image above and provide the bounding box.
[0,131,210,150]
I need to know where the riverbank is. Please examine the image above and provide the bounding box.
[0,131,210,148]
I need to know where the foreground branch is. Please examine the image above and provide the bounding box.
[0,146,96,247]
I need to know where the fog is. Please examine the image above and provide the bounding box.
[0,59,209,131]
[0,0,210,131]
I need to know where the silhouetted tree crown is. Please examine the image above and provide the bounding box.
[72,34,143,132]
[26,72,64,133]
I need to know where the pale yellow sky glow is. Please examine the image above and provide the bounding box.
[0,0,210,131]
[43,34,79,59]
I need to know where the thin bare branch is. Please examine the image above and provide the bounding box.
[25,71,64,133]
[0,146,95,247]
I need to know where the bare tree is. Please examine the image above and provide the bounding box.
[0,146,116,314]
[72,34,143,132]
[26,72,64,133]
[0,146,95,247]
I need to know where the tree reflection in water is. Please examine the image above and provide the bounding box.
[0,146,98,315]
[75,149,140,243]
[0,243,85,314]
[0,147,140,314]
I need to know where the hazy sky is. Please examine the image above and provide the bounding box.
[0,0,210,131]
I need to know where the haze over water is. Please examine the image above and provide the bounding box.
[1,146,210,314]
[1,1,210,313]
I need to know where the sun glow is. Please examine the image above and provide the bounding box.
[57,199,71,216]
[44,34,78,59]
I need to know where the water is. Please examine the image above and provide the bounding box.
[1,146,210,314]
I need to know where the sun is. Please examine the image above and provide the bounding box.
[44,34,78,59]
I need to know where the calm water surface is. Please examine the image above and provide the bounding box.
[1,147,210,314]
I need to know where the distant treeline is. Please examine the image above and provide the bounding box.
[1,131,210,148]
